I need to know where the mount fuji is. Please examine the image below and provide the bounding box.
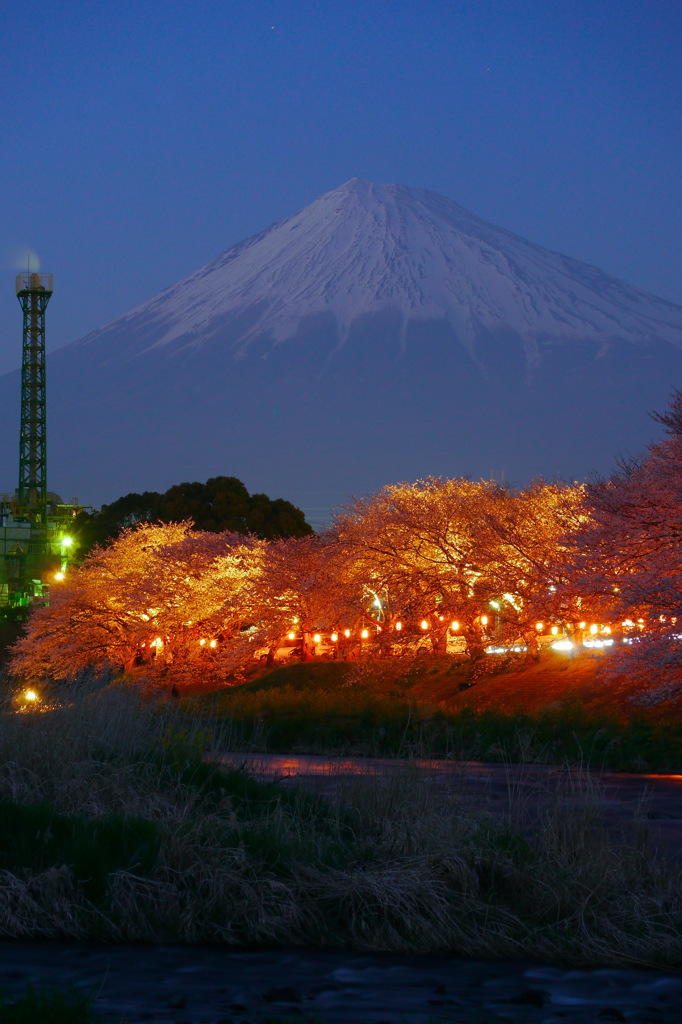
[2,178,682,523]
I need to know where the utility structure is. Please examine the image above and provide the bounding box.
[10,271,53,602]
[0,272,84,608]
[16,272,51,531]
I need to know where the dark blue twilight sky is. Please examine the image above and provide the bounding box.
[0,0,680,376]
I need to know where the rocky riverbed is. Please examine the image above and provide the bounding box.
[1,941,682,1023]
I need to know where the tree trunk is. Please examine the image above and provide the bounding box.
[301,629,313,662]
[464,623,485,661]
[523,628,540,662]
[266,640,280,667]
[430,623,448,655]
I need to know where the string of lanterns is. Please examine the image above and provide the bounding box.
[141,618,632,651]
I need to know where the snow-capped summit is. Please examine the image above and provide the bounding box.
[74,177,682,373]
[1,178,682,520]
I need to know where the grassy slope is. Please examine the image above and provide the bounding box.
[187,654,682,772]
[188,649,682,718]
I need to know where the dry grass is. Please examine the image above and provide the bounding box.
[0,673,680,966]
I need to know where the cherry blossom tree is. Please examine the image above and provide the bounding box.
[252,531,363,662]
[10,523,265,684]
[566,392,682,701]
[336,478,513,658]
[481,480,588,655]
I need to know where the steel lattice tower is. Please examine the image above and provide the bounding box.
[16,271,52,531]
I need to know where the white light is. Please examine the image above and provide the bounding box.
[551,640,574,652]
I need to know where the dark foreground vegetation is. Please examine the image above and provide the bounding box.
[0,984,96,1023]
[0,673,681,969]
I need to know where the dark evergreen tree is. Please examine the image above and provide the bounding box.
[72,477,311,555]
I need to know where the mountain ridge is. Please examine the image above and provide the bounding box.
[65,178,682,373]
[1,178,681,517]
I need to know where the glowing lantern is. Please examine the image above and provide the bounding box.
[24,689,38,703]
[590,624,598,634]
[331,633,338,643]
[199,639,206,646]
[210,640,217,648]
[344,629,351,638]
[420,620,429,630]
[313,634,321,643]
[288,632,296,641]
[395,621,403,631]
[480,615,488,626]
[54,571,65,581]
[451,621,459,631]
[361,628,369,639]
[551,625,559,635]
[536,622,543,631]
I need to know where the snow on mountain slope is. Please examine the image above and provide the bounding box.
[2,178,682,517]
[70,178,682,371]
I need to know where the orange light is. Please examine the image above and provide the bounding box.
[420,619,429,630]
[395,621,403,631]
[551,625,559,635]
[210,640,217,648]
[536,622,543,630]
[451,621,459,631]
[579,621,586,629]
[602,626,611,634]
[438,615,444,621]
[199,639,206,646]
[313,633,321,643]
[361,628,369,639]
[288,632,296,640]
[344,629,351,638]
[480,615,488,626]
[331,632,338,642]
